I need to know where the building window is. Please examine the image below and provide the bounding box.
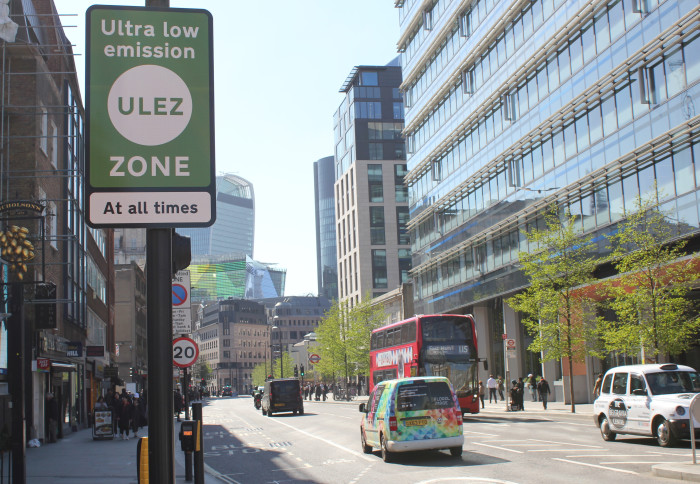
[459,9,471,38]
[355,102,382,119]
[397,207,410,245]
[393,102,404,120]
[360,71,378,86]
[372,249,388,288]
[369,143,384,160]
[395,164,408,202]
[503,93,516,121]
[50,121,58,168]
[370,207,385,245]
[39,103,48,154]
[461,68,475,95]
[368,164,383,202]
[223,339,230,347]
[422,7,433,31]
[223,351,230,358]
[399,248,411,284]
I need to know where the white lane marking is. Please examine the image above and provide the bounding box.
[528,438,601,448]
[600,460,689,465]
[566,454,663,458]
[646,451,692,457]
[464,431,499,437]
[552,458,638,475]
[528,449,606,453]
[267,416,376,462]
[271,464,314,472]
[472,442,524,454]
[415,478,522,484]
[348,464,374,484]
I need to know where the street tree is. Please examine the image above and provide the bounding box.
[506,206,599,413]
[269,351,294,379]
[315,296,385,384]
[598,195,700,362]
[252,362,267,387]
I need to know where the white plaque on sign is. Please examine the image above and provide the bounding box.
[172,270,192,334]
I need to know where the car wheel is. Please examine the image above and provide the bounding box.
[450,446,463,458]
[656,418,677,447]
[380,433,392,463]
[299,407,304,415]
[292,409,297,415]
[599,415,617,441]
[361,429,372,454]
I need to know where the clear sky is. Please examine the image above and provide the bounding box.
[53,0,400,296]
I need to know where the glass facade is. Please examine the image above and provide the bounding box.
[314,156,338,300]
[399,0,700,314]
[189,256,286,302]
[177,174,255,258]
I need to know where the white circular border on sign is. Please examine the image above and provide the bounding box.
[107,64,193,146]
[173,336,199,368]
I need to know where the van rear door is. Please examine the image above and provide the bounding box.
[394,380,461,441]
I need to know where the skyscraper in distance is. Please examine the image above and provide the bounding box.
[314,155,338,301]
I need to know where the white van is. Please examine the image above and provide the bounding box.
[593,363,700,446]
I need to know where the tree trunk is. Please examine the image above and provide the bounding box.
[566,326,576,413]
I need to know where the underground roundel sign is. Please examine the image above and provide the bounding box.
[173,336,199,368]
[86,5,216,228]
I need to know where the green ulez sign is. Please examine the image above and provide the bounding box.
[86,6,215,228]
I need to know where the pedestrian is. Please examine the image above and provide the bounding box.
[174,389,183,421]
[111,393,122,435]
[133,397,147,437]
[537,377,551,410]
[315,383,321,401]
[119,395,134,440]
[486,375,497,403]
[94,395,108,410]
[509,380,521,411]
[497,376,505,401]
[322,383,328,401]
[527,374,537,402]
[516,377,525,411]
[478,380,485,409]
[46,392,59,443]
[593,373,604,399]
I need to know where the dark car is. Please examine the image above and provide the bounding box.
[221,386,233,397]
[262,378,303,416]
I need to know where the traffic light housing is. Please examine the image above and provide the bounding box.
[294,365,298,377]
[172,230,191,277]
[129,367,134,377]
[300,365,304,377]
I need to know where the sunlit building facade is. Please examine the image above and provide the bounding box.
[398,0,700,400]
[314,155,339,300]
[334,61,411,307]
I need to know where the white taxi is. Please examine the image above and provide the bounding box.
[593,363,700,446]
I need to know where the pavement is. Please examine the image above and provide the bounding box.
[22,396,700,483]
[25,416,220,484]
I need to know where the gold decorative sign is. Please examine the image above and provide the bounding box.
[0,225,35,280]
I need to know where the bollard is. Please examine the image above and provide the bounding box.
[192,403,204,484]
[137,437,149,483]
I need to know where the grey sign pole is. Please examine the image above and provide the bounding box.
[690,393,700,465]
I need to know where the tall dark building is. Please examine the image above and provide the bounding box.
[314,155,338,301]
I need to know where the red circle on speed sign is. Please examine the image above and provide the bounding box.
[309,353,321,364]
[506,339,516,349]
[173,337,199,368]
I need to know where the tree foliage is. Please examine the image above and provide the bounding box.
[506,206,599,413]
[315,296,386,382]
[193,361,211,381]
[598,195,700,362]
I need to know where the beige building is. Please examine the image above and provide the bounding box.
[334,63,410,307]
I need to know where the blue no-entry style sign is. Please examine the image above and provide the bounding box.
[172,283,187,306]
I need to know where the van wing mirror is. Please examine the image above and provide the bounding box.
[359,403,367,413]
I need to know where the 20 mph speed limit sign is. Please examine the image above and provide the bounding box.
[173,336,199,368]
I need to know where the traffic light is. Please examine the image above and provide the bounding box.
[200,378,206,387]
[171,230,191,277]
[129,367,134,377]
[300,365,304,377]
[294,365,298,377]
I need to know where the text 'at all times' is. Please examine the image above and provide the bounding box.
[103,201,198,215]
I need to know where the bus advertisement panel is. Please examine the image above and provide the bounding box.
[369,314,481,414]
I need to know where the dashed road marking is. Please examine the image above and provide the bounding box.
[552,458,638,475]
[473,442,523,454]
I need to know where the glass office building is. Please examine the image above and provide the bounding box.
[314,156,339,301]
[189,256,286,302]
[178,174,255,258]
[398,0,700,393]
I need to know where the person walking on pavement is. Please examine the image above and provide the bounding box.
[174,389,183,421]
[486,375,498,403]
[593,373,604,399]
[322,383,328,401]
[527,374,537,402]
[516,377,526,411]
[478,380,485,409]
[46,393,59,443]
[497,376,505,401]
[537,377,551,410]
[118,395,134,440]
[132,396,146,438]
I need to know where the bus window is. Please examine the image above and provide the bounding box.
[403,321,416,343]
[375,331,385,349]
[385,329,395,347]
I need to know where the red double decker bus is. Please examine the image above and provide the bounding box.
[369,314,481,414]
